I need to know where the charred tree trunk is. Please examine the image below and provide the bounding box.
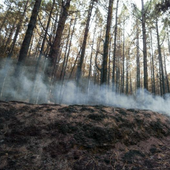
[29,0,55,103]
[126,47,130,95]
[15,0,42,76]
[136,19,140,90]
[76,0,94,85]
[69,48,81,79]
[141,0,148,90]
[130,73,133,94]
[62,16,77,80]
[112,0,119,90]
[88,23,96,86]
[150,30,156,94]
[122,20,125,93]
[60,19,72,81]
[49,0,71,78]
[108,38,112,85]
[156,18,165,96]
[101,0,113,85]
[163,51,170,93]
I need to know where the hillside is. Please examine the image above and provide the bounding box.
[0,101,170,170]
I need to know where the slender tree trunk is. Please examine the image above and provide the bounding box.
[29,0,55,103]
[163,51,170,93]
[88,23,96,84]
[141,0,148,90]
[101,0,114,85]
[126,48,130,95]
[108,38,112,85]
[95,35,103,82]
[126,62,129,95]
[130,73,133,94]
[15,0,42,77]
[168,30,170,54]
[150,30,156,94]
[63,16,77,80]
[76,0,94,84]
[156,18,165,96]
[122,20,125,93]
[60,18,72,81]
[112,0,119,90]
[136,19,140,89]
[49,0,71,78]
[69,48,81,79]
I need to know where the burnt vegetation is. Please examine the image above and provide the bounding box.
[1,102,170,169]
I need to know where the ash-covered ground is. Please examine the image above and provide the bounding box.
[0,101,170,170]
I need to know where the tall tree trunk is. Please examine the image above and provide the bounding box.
[76,0,94,84]
[101,0,114,85]
[49,0,71,78]
[156,18,165,96]
[108,38,112,85]
[136,19,140,89]
[69,48,81,79]
[112,0,119,90]
[60,18,72,81]
[122,20,125,93]
[126,62,129,95]
[150,30,156,94]
[88,22,96,84]
[63,16,77,80]
[15,0,42,76]
[29,0,55,103]
[163,51,170,93]
[168,30,170,55]
[126,48,130,95]
[141,0,148,90]
[130,73,133,94]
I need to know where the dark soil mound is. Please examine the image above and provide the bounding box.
[0,101,170,170]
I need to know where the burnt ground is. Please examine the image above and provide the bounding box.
[0,101,170,170]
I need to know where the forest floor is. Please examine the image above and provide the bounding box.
[0,101,170,170]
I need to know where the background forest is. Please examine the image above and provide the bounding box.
[0,0,170,111]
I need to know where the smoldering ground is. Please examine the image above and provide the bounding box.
[0,58,170,115]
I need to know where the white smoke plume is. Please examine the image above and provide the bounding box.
[0,58,170,115]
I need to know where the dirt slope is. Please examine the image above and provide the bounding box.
[0,101,170,170]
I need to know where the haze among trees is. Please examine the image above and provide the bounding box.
[0,0,170,104]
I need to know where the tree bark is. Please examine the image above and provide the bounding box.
[101,0,114,85]
[150,30,156,94]
[156,18,165,96]
[60,18,72,81]
[112,0,119,90]
[49,0,71,77]
[122,20,125,93]
[76,0,94,85]
[17,0,42,65]
[141,0,148,90]
[29,0,55,103]
[136,19,140,89]
[163,51,170,93]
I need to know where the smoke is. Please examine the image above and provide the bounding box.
[0,58,170,115]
